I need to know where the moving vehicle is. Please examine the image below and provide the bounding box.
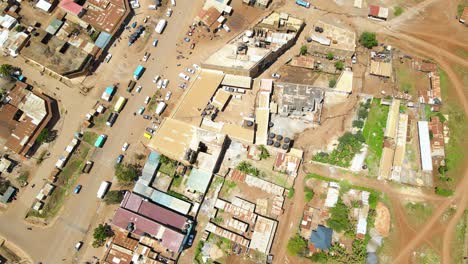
[97,181,110,199]
[114,96,127,112]
[137,106,145,115]
[186,67,195,74]
[136,85,142,93]
[106,112,118,126]
[133,65,145,80]
[101,86,115,102]
[142,52,150,62]
[104,53,112,63]
[127,80,136,92]
[166,8,172,17]
[82,161,94,173]
[94,134,107,148]
[162,79,169,89]
[152,39,158,47]
[271,73,281,79]
[153,75,160,83]
[116,154,124,164]
[74,185,82,194]
[165,91,172,101]
[296,0,310,8]
[178,72,190,81]
[155,102,167,115]
[122,142,129,152]
[75,242,83,251]
[144,96,150,104]
[155,19,167,34]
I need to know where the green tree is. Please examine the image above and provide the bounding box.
[326,52,334,60]
[286,234,307,256]
[326,199,351,232]
[300,45,308,55]
[358,108,368,119]
[0,64,14,79]
[334,60,344,71]
[259,145,270,160]
[236,161,259,176]
[92,224,113,248]
[36,128,50,144]
[104,190,124,204]
[328,78,337,88]
[115,163,138,184]
[310,251,328,263]
[359,32,378,49]
[352,120,364,129]
[15,25,25,32]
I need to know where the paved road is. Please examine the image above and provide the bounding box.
[0,1,204,263]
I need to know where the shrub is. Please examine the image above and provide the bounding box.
[92,224,113,248]
[334,60,344,71]
[435,187,454,197]
[287,234,307,256]
[115,163,138,184]
[236,161,259,176]
[36,128,50,144]
[326,52,334,60]
[359,32,378,49]
[394,6,404,16]
[259,145,270,160]
[104,190,124,204]
[352,120,364,129]
[328,78,337,88]
[300,45,308,55]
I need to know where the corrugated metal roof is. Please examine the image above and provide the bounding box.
[95,32,112,49]
[417,121,433,171]
[221,74,252,89]
[186,168,212,193]
[309,225,332,250]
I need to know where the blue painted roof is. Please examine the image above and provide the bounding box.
[95,32,112,49]
[309,225,332,250]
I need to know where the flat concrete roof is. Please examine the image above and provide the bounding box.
[250,215,277,254]
[203,44,271,71]
[335,70,353,93]
[221,74,252,89]
[310,20,356,52]
[221,123,254,144]
[172,69,225,125]
[212,89,231,110]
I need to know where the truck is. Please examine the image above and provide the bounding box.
[97,181,111,199]
[94,134,107,148]
[155,102,167,115]
[133,65,145,80]
[296,0,310,8]
[106,112,119,126]
[101,86,115,101]
[114,96,127,112]
[127,80,136,92]
[155,19,167,34]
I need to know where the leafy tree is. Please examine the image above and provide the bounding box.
[358,108,368,119]
[92,224,113,247]
[259,145,270,160]
[352,120,364,129]
[438,165,448,175]
[0,64,14,79]
[326,199,351,232]
[300,45,308,55]
[326,52,334,60]
[287,234,307,256]
[305,187,314,202]
[15,25,25,32]
[236,161,259,176]
[359,32,378,49]
[104,190,124,204]
[36,128,50,144]
[115,163,138,184]
[310,251,328,263]
[328,78,337,88]
[334,60,344,71]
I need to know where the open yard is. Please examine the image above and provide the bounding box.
[403,202,433,228]
[363,99,389,177]
[395,61,430,99]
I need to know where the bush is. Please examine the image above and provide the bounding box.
[305,187,314,202]
[115,163,138,184]
[334,61,344,71]
[36,128,50,144]
[104,190,124,204]
[15,25,25,32]
[300,45,308,55]
[326,199,352,232]
[92,224,113,248]
[259,145,270,160]
[358,108,369,119]
[287,187,295,199]
[326,52,334,60]
[212,216,223,225]
[435,187,454,197]
[352,120,364,129]
[236,161,259,176]
[359,32,378,49]
[394,6,404,16]
[287,234,307,256]
[328,78,337,88]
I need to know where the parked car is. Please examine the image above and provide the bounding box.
[222,24,231,32]
[186,67,195,74]
[121,142,129,152]
[190,43,195,49]
[145,127,155,134]
[152,39,158,47]
[116,154,124,164]
[142,52,150,62]
[166,8,173,17]
[75,242,83,251]
[271,73,281,79]
[136,85,142,93]
[233,95,242,100]
[104,53,112,63]
[74,185,82,194]
[178,83,187,89]
[165,91,172,101]
[157,79,163,88]
[143,115,152,120]
[144,96,150,104]
[137,106,145,115]
[192,64,200,70]
[162,79,169,89]
[179,73,190,81]
[187,31,193,36]
[352,54,357,64]
[187,234,194,246]
[153,75,160,83]
[183,37,190,42]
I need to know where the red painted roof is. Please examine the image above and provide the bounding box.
[59,0,84,16]
[369,5,380,17]
[112,208,185,253]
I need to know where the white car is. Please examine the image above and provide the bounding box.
[192,64,200,70]
[186,67,195,74]
[222,24,231,32]
[75,242,83,251]
[142,52,150,62]
[162,79,169,89]
[166,8,173,17]
[165,91,172,101]
[153,75,160,83]
[136,85,142,93]
[144,96,150,104]
[122,142,129,152]
[271,73,281,79]
[104,53,112,63]
[157,79,163,89]
[178,73,190,81]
